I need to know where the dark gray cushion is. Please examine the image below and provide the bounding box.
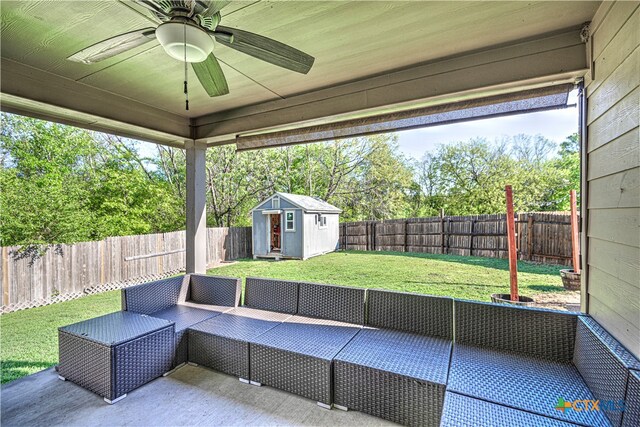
[297,282,365,324]
[122,276,185,314]
[367,289,453,338]
[455,299,578,361]
[244,277,298,314]
[188,275,241,307]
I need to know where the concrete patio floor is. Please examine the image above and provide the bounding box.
[1,364,396,426]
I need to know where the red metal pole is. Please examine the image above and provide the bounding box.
[505,185,518,301]
[570,190,581,274]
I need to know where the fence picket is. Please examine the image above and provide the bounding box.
[1,227,252,314]
[339,212,575,265]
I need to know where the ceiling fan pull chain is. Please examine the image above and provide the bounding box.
[184,22,189,111]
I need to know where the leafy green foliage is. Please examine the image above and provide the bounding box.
[1,114,183,246]
[415,133,580,215]
[1,113,580,245]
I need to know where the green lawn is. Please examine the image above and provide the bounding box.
[1,250,568,384]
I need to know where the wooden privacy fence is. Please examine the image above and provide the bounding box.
[1,227,251,313]
[340,212,576,265]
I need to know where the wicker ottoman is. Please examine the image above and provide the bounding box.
[58,311,174,404]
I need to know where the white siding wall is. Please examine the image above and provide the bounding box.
[584,1,639,357]
[303,213,340,259]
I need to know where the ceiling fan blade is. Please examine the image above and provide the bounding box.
[134,1,171,17]
[191,53,229,97]
[214,26,314,74]
[68,28,156,64]
[196,0,230,16]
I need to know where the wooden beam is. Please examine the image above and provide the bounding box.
[195,28,587,144]
[505,185,519,301]
[0,59,191,147]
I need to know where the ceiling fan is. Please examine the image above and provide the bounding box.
[68,0,315,102]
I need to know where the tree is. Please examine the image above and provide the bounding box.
[1,113,184,246]
[0,114,95,245]
[414,134,580,215]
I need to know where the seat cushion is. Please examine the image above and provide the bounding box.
[441,392,578,427]
[448,344,611,426]
[249,315,361,360]
[150,304,226,332]
[334,328,450,385]
[189,307,292,341]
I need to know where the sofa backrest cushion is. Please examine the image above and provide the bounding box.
[122,275,185,314]
[188,275,241,307]
[574,316,640,427]
[455,299,578,362]
[297,282,365,324]
[244,277,299,314]
[367,289,453,339]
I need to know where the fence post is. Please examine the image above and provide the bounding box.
[445,218,451,255]
[156,233,163,274]
[469,219,475,256]
[99,240,105,285]
[373,221,377,251]
[366,222,369,251]
[505,185,518,301]
[440,209,445,254]
[527,216,534,261]
[2,246,8,306]
[404,220,408,252]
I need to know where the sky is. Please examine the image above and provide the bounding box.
[395,104,578,161]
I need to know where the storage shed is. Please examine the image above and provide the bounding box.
[251,193,341,260]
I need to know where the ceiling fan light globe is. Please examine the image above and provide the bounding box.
[156,22,214,62]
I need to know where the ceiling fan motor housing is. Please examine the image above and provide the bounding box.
[155,21,214,62]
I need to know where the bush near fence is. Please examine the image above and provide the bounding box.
[0,227,251,313]
[339,212,576,265]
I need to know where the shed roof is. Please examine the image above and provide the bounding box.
[255,193,342,213]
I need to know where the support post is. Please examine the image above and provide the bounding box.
[185,140,207,274]
[505,185,518,301]
[570,190,580,274]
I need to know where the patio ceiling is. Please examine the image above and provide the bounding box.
[0,1,599,147]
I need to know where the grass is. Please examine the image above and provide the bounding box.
[212,251,567,300]
[0,250,568,384]
[1,290,121,384]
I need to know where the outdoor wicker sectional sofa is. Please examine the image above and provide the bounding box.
[57,274,640,427]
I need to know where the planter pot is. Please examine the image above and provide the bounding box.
[490,293,535,306]
[560,269,581,291]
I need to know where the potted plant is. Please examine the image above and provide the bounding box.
[491,185,534,306]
